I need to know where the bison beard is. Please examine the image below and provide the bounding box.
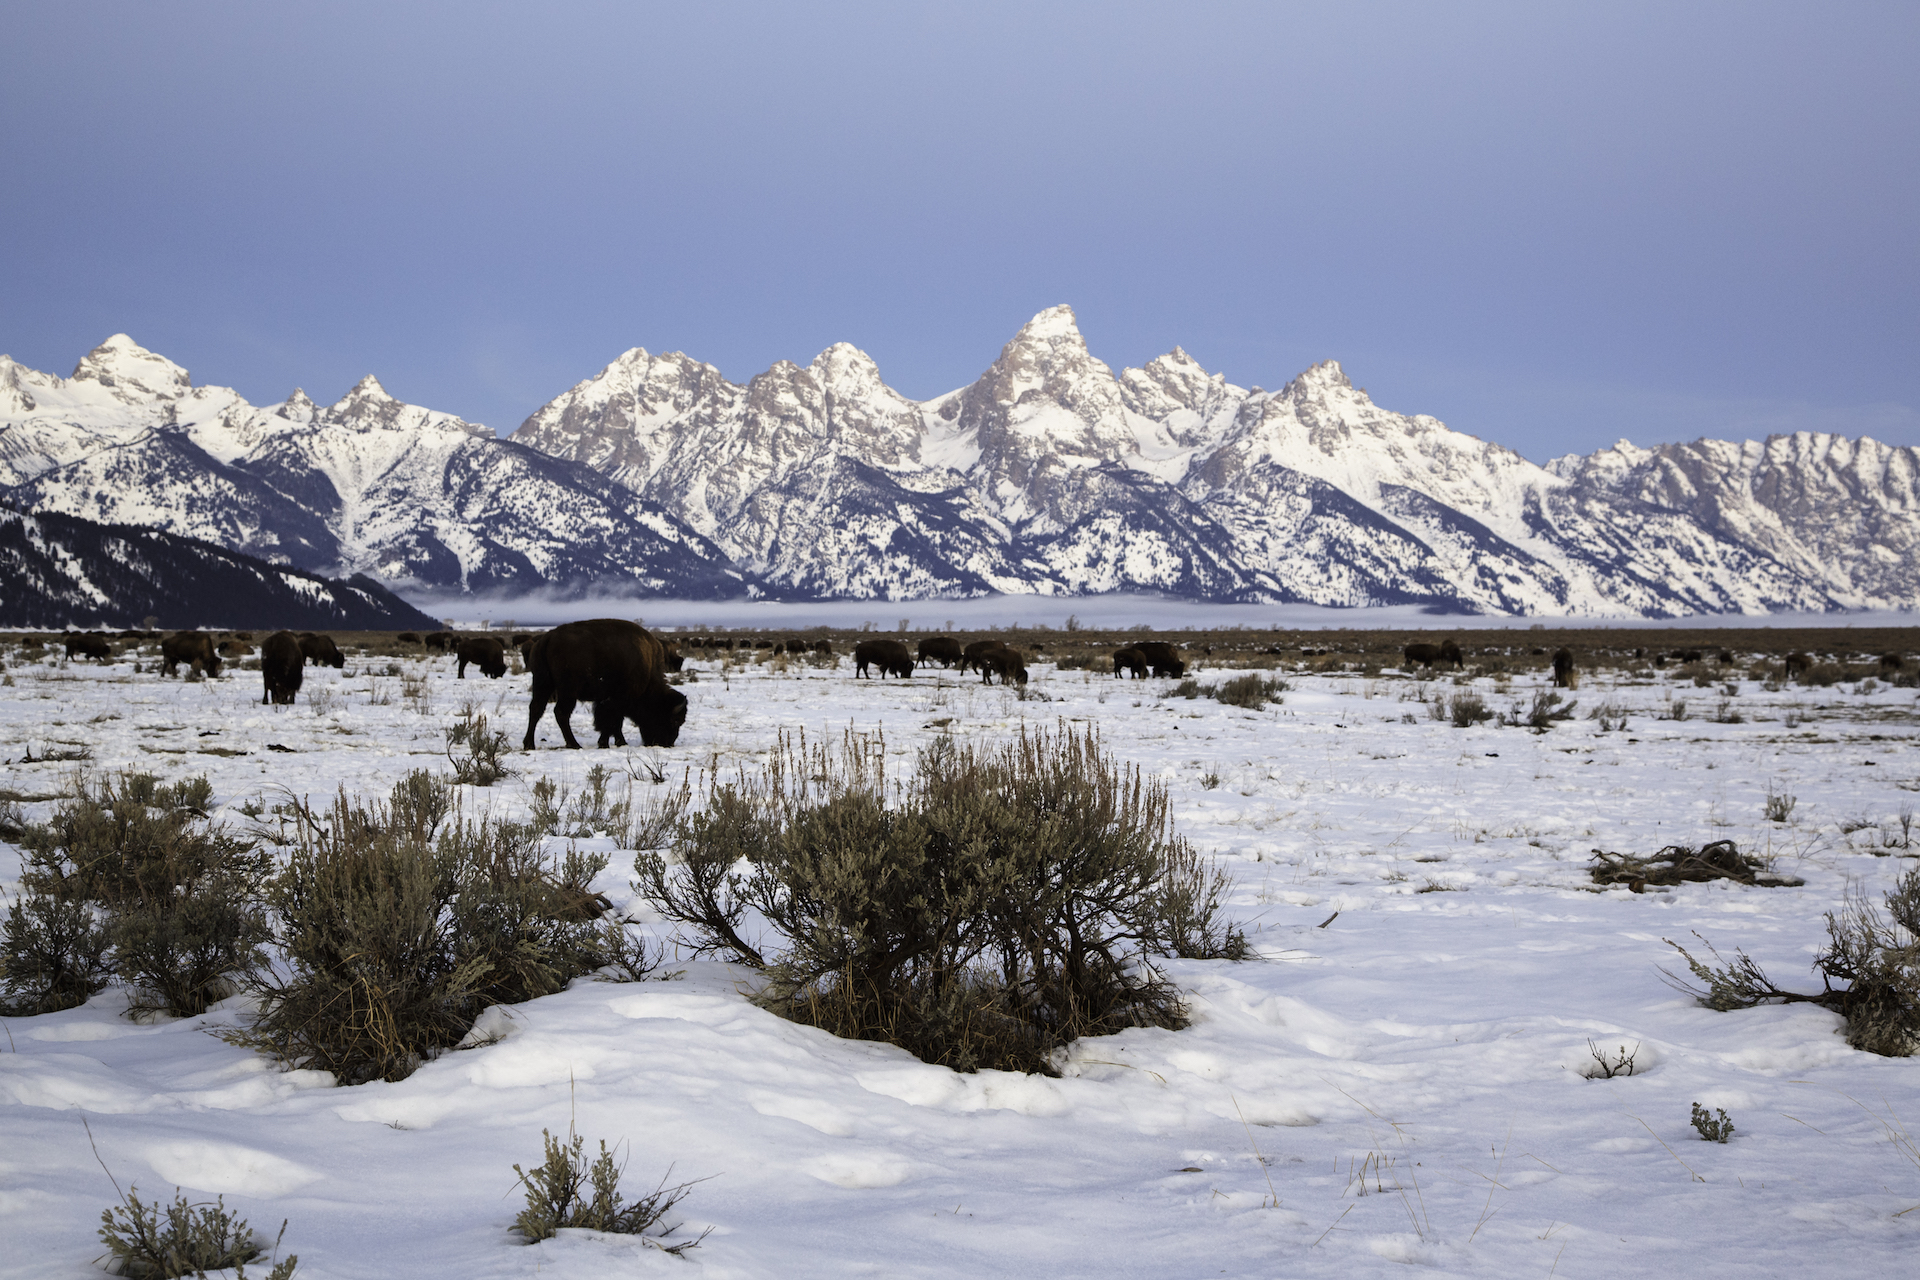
[523,618,687,750]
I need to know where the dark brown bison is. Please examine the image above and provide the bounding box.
[456,635,507,679]
[1134,641,1187,678]
[853,639,914,679]
[663,648,685,673]
[161,632,220,677]
[812,639,832,655]
[1783,652,1811,680]
[918,636,964,668]
[216,639,255,658]
[511,633,535,647]
[523,619,686,750]
[397,631,421,644]
[423,631,453,652]
[1439,639,1464,668]
[299,633,345,668]
[1879,652,1904,674]
[1403,642,1442,669]
[1113,647,1148,678]
[1551,647,1575,688]
[64,633,112,661]
[961,639,1003,674]
[261,631,304,705]
[977,646,1027,686]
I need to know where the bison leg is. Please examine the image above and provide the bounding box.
[551,697,584,749]
[457,657,467,678]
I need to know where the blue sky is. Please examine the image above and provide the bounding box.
[4,1,1915,460]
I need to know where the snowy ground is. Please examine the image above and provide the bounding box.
[3,640,1919,1279]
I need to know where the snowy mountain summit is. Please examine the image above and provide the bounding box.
[4,313,1915,614]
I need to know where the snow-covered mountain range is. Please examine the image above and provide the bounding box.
[4,310,1915,615]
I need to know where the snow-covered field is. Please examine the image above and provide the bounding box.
[3,640,1918,1279]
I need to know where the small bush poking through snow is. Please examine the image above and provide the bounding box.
[231,773,636,1084]
[512,1122,706,1254]
[3,773,272,1018]
[638,726,1245,1074]
[1447,693,1493,728]
[446,704,512,786]
[92,1122,297,1280]
[1665,868,1920,1056]
[1764,785,1797,824]
[1690,1103,1735,1143]
[1209,674,1287,709]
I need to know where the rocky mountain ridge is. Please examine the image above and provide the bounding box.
[3,314,1915,615]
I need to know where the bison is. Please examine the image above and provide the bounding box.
[397,631,421,645]
[1783,652,1812,681]
[216,639,255,658]
[161,632,220,677]
[812,639,833,655]
[1113,647,1148,679]
[918,636,964,668]
[1551,647,1575,689]
[456,635,507,679]
[977,646,1027,686]
[523,618,686,750]
[299,633,345,668]
[1133,641,1187,678]
[1403,642,1442,669]
[853,639,914,679]
[1879,652,1905,675]
[1439,639,1464,668]
[64,633,112,662]
[423,631,453,652]
[261,631,304,705]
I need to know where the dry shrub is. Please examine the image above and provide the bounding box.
[232,771,634,1084]
[1590,840,1803,891]
[512,1122,705,1253]
[1664,867,1920,1056]
[637,726,1246,1074]
[2,773,271,1018]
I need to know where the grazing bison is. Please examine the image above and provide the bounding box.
[1879,652,1905,675]
[64,633,112,662]
[1113,647,1148,679]
[1783,652,1812,681]
[918,636,964,668]
[216,639,255,658]
[1551,647,1575,689]
[663,647,685,673]
[960,639,1002,674]
[261,631,304,705]
[853,639,915,679]
[456,635,507,679]
[423,631,453,652]
[1134,641,1187,678]
[397,631,421,645]
[1439,639,1464,668]
[161,632,220,677]
[977,646,1027,686]
[299,633,345,668]
[1403,642,1442,669]
[523,619,686,750]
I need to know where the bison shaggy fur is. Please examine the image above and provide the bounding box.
[977,646,1027,686]
[523,619,686,750]
[456,636,508,679]
[261,631,305,705]
[161,632,220,677]
[1133,641,1187,678]
[299,633,345,668]
[1112,647,1148,679]
[1551,647,1576,688]
[853,639,914,679]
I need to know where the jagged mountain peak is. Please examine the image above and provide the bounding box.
[69,334,191,401]
[338,374,393,405]
[1282,359,1354,396]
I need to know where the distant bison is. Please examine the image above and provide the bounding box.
[261,631,304,705]
[217,639,255,658]
[1403,643,1442,669]
[456,635,507,679]
[1551,647,1575,689]
[961,639,1000,674]
[64,633,111,662]
[1879,652,1904,674]
[812,639,833,655]
[1439,639,1464,668]
[523,618,686,750]
[397,631,421,645]
[853,639,914,679]
[1783,652,1812,681]
[1134,641,1187,678]
[918,636,964,668]
[299,633,345,668]
[423,631,453,652]
[161,632,220,677]
[1113,647,1148,679]
[977,646,1027,686]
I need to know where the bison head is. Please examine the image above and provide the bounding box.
[597,680,688,748]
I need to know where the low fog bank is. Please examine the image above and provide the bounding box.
[396,589,1917,633]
